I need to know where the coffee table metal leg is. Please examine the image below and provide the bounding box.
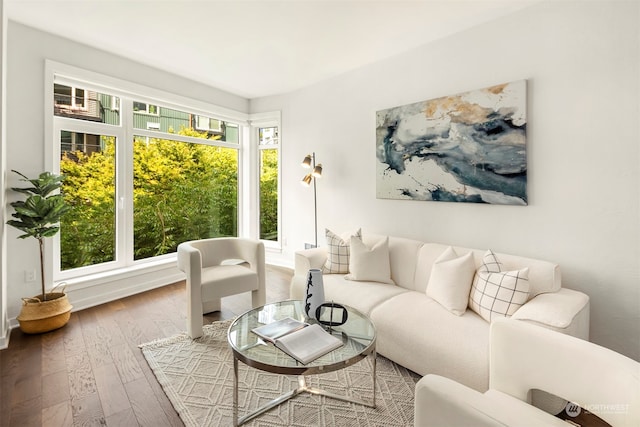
[236,376,305,426]
[302,374,376,408]
[372,348,377,407]
[303,349,377,408]
[233,356,239,427]
[235,350,377,425]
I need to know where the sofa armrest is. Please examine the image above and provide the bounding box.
[415,375,506,427]
[512,288,590,339]
[415,375,568,427]
[294,247,328,275]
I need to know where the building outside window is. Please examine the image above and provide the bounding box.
[133,101,159,115]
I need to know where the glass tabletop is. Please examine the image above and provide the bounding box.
[228,300,376,375]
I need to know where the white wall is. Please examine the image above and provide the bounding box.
[2,21,249,335]
[252,1,640,360]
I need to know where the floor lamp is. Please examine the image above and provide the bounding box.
[301,152,323,248]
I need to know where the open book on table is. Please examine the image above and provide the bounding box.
[252,318,343,364]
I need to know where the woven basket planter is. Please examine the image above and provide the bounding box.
[16,292,72,334]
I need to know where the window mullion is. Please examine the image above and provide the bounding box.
[120,99,134,265]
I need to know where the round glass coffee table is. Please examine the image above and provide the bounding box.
[228,300,377,426]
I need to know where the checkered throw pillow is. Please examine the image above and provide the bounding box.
[469,250,530,322]
[478,249,502,274]
[322,228,361,274]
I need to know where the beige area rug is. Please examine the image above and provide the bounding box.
[140,320,420,426]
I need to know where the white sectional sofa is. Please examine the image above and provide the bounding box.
[290,233,590,392]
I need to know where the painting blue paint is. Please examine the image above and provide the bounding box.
[376,80,527,205]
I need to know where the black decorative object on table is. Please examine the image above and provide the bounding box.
[316,302,348,328]
[304,268,325,320]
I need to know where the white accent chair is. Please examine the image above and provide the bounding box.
[177,237,266,339]
[415,318,640,427]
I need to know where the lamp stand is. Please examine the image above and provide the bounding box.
[301,152,322,249]
[312,156,318,248]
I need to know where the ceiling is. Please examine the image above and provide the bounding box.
[5,0,537,99]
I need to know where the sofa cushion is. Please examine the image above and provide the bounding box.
[426,247,476,316]
[345,236,394,284]
[322,228,361,274]
[320,274,408,315]
[371,291,490,391]
[469,251,530,322]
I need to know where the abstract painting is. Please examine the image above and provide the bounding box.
[376,80,527,205]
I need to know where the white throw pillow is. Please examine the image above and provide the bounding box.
[469,250,530,322]
[322,228,361,274]
[345,236,394,284]
[426,247,476,316]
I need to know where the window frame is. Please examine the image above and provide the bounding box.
[250,112,282,250]
[45,61,277,286]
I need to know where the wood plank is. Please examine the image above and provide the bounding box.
[93,362,132,417]
[109,343,144,384]
[10,373,41,406]
[81,310,115,367]
[0,370,13,426]
[42,327,68,376]
[114,309,160,346]
[62,314,87,358]
[125,377,173,427]
[12,332,43,382]
[42,369,71,408]
[8,396,42,427]
[66,351,98,402]
[94,312,128,350]
[42,400,73,427]
[70,391,106,426]
[137,351,183,426]
[105,407,139,427]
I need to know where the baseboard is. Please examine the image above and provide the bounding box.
[266,262,293,274]
[66,271,185,313]
[0,321,9,350]
[5,263,184,336]
[266,254,294,271]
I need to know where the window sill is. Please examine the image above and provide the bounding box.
[61,255,180,292]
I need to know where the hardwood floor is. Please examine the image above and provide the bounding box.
[0,266,292,427]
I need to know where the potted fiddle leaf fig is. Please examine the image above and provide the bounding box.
[6,170,73,333]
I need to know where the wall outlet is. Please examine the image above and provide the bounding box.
[304,243,317,249]
[24,269,37,282]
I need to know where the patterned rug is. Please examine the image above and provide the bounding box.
[140,320,420,426]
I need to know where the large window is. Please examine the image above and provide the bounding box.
[50,71,254,281]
